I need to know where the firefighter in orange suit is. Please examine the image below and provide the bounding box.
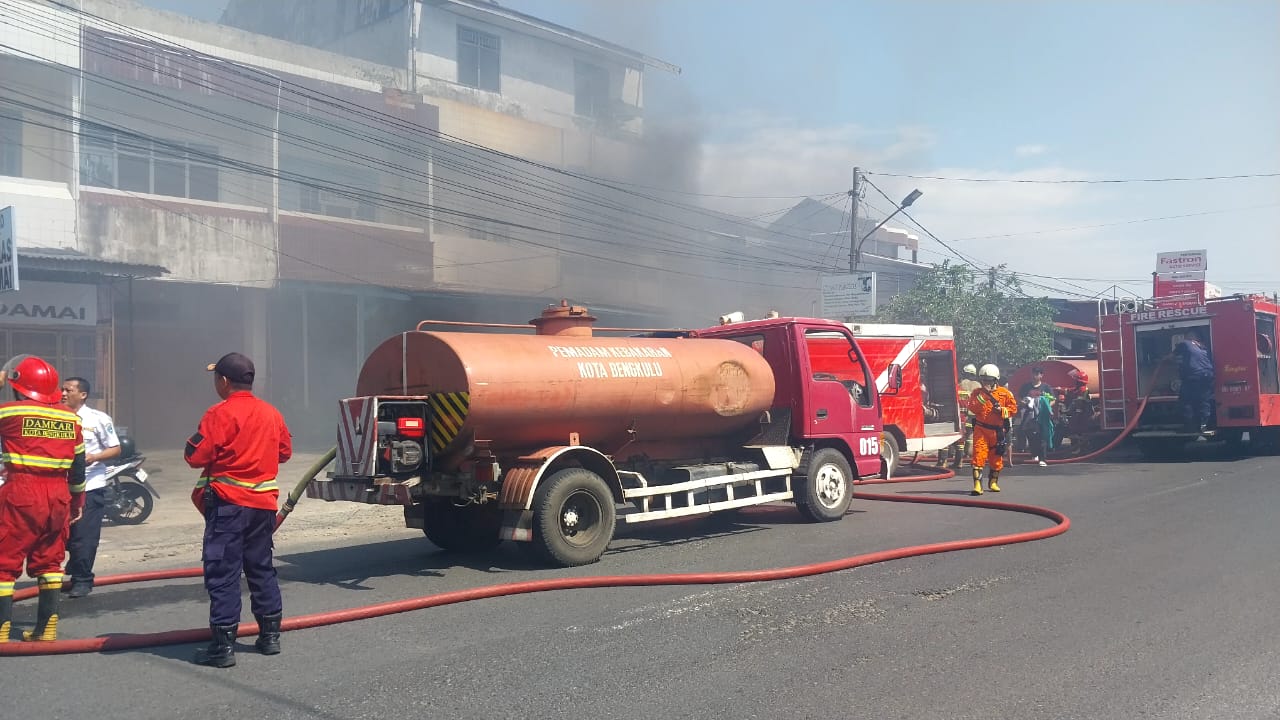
[0,355,86,643]
[967,363,1018,495]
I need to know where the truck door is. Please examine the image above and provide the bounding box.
[919,349,960,434]
[1258,313,1278,395]
[799,327,882,477]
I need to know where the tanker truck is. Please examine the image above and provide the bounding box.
[306,302,901,567]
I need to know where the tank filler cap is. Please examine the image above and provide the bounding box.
[531,299,597,337]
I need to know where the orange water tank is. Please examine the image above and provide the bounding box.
[1007,358,1100,397]
[356,305,777,462]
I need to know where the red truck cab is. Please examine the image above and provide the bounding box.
[693,316,893,479]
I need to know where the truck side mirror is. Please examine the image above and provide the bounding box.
[885,363,904,394]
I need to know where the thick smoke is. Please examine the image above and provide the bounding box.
[531,1,813,328]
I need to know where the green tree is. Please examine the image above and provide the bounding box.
[875,262,1056,373]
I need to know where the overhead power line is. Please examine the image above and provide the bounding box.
[861,177,1099,300]
[0,5,869,279]
[866,171,1280,184]
[950,203,1280,241]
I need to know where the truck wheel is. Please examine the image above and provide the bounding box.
[881,433,900,477]
[422,499,503,553]
[529,468,617,567]
[794,447,854,522]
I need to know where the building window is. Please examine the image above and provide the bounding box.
[0,113,22,177]
[355,0,401,27]
[574,60,610,120]
[457,26,500,92]
[463,217,509,243]
[281,156,378,222]
[80,129,219,201]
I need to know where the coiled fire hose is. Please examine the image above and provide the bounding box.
[0,457,1068,656]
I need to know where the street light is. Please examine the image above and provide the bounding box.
[852,188,923,272]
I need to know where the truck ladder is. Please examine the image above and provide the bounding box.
[617,467,794,524]
[1097,298,1129,429]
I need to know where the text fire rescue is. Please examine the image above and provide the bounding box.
[1124,305,1209,323]
[548,344,672,380]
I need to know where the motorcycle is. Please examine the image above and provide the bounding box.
[102,432,160,525]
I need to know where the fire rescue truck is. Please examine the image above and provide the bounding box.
[1097,293,1280,458]
[307,303,902,567]
[810,324,962,475]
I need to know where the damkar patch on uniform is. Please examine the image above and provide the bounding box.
[21,416,76,439]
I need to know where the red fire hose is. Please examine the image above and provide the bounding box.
[1,465,1067,657]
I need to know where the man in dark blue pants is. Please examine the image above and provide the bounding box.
[185,352,292,668]
[61,377,121,599]
[200,487,280,647]
[1174,329,1215,434]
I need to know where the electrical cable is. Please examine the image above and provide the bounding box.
[0,30,870,281]
[867,171,1280,184]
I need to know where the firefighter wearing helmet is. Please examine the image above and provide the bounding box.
[966,363,1018,495]
[0,355,86,643]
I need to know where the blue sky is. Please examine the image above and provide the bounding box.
[142,0,1278,298]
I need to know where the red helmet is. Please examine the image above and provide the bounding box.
[4,355,61,403]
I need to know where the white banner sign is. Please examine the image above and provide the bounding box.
[0,280,97,326]
[821,272,877,318]
[0,206,17,293]
[1156,249,1207,274]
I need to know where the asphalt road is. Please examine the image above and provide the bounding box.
[6,445,1280,720]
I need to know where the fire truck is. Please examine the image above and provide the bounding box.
[1097,293,1280,458]
[810,324,962,474]
[307,303,901,567]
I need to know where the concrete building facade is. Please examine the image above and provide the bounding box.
[4,0,797,449]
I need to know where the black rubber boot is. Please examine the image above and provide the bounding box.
[0,585,13,643]
[22,576,62,642]
[254,613,282,655]
[194,624,238,668]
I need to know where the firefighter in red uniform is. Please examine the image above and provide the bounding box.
[185,352,292,668]
[967,363,1018,496]
[0,355,86,643]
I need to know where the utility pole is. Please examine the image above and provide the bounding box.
[848,166,860,273]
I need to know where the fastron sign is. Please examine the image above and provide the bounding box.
[1155,249,1207,274]
[0,281,97,326]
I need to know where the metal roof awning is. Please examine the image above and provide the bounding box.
[17,247,168,279]
[1054,321,1097,334]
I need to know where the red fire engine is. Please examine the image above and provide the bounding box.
[1098,293,1280,458]
[810,324,962,474]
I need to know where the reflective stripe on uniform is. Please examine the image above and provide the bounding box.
[195,476,279,493]
[0,407,81,423]
[1,452,75,469]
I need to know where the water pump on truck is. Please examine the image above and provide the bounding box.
[307,302,902,567]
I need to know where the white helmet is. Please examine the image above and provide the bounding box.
[978,363,1001,381]
[962,363,977,375]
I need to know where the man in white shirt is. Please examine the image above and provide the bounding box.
[61,377,121,598]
